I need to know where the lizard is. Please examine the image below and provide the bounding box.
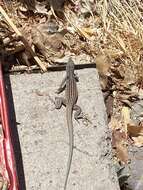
[55,58,82,190]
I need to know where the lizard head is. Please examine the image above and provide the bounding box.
[66,58,75,74]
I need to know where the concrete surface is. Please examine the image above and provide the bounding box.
[127,146,143,190]
[5,68,120,190]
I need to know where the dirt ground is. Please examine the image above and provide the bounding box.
[5,67,120,190]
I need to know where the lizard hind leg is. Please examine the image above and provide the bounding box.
[73,105,83,123]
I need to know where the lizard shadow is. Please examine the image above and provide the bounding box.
[4,74,26,190]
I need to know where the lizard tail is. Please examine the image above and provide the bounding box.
[64,106,74,190]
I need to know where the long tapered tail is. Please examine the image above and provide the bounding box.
[64,106,74,190]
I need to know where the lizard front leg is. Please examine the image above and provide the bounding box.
[56,76,67,94]
[74,73,79,82]
[55,97,66,109]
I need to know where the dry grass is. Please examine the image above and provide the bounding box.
[95,0,143,84]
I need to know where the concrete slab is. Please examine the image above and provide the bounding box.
[127,146,143,190]
[5,68,120,190]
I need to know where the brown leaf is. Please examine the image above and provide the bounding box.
[95,54,111,76]
[127,122,143,147]
[99,75,109,90]
[104,93,114,122]
[112,129,127,146]
[116,143,128,163]
[112,129,128,163]
[127,123,143,137]
[31,26,66,62]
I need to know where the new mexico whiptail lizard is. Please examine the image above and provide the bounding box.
[55,58,82,190]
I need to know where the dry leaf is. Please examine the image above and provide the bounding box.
[122,107,130,123]
[120,100,132,108]
[95,54,111,76]
[31,27,66,62]
[127,122,143,146]
[121,106,131,134]
[110,116,129,163]
[112,129,127,146]
[116,143,128,164]
[35,2,48,14]
[76,27,91,40]
[112,129,128,163]
[99,75,108,90]
[104,93,114,121]
[109,117,120,130]
[80,27,95,37]
[132,136,143,147]
[120,107,143,147]
[127,123,143,137]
